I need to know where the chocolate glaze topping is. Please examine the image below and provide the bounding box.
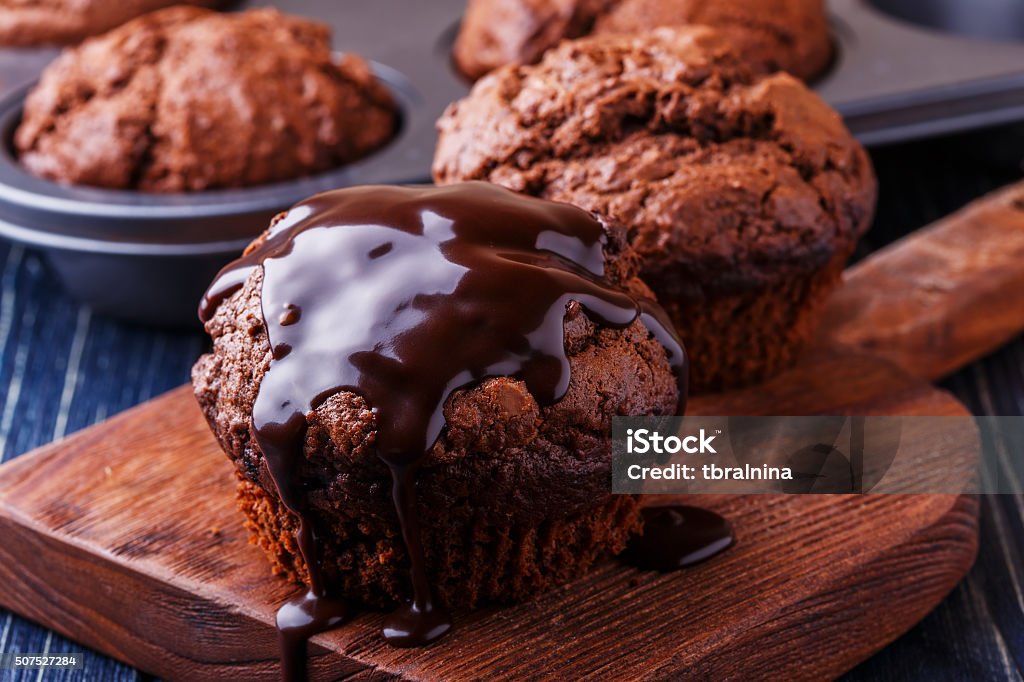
[199,182,687,677]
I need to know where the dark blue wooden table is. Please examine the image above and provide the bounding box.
[0,126,1021,681]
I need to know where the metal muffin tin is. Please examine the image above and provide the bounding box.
[0,0,1022,326]
[0,59,433,326]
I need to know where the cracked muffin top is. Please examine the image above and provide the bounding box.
[192,185,683,574]
[14,6,398,192]
[435,27,876,294]
[452,0,832,82]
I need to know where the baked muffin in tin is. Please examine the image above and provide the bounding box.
[15,7,397,192]
[453,0,832,82]
[0,0,224,46]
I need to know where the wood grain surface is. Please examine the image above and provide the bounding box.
[0,352,980,681]
[818,179,1024,381]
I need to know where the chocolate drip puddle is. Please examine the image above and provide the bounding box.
[200,183,693,679]
[623,506,734,571]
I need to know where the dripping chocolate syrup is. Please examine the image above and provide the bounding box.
[199,182,691,679]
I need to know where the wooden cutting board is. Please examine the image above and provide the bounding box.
[0,182,1023,681]
[0,359,979,682]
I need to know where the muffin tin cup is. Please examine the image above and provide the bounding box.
[821,0,1024,144]
[0,57,444,327]
[1,0,1023,326]
[866,0,1024,44]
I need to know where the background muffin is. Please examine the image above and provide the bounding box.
[435,28,876,392]
[0,0,224,46]
[192,185,682,608]
[14,7,397,192]
[453,0,832,82]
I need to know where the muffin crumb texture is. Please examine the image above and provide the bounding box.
[0,0,223,46]
[435,28,876,390]
[453,0,832,81]
[15,7,397,192]
[192,223,679,607]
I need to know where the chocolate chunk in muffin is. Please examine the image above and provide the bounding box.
[453,0,832,82]
[14,7,397,192]
[0,0,224,47]
[192,183,685,613]
[435,28,876,392]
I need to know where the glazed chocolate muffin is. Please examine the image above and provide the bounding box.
[192,183,684,610]
[0,0,222,46]
[453,0,832,82]
[14,7,397,192]
[435,28,876,392]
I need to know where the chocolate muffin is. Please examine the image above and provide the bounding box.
[0,0,222,46]
[453,0,832,82]
[192,183,684,611]
[435,28,876,392]
[14,7,397,192]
